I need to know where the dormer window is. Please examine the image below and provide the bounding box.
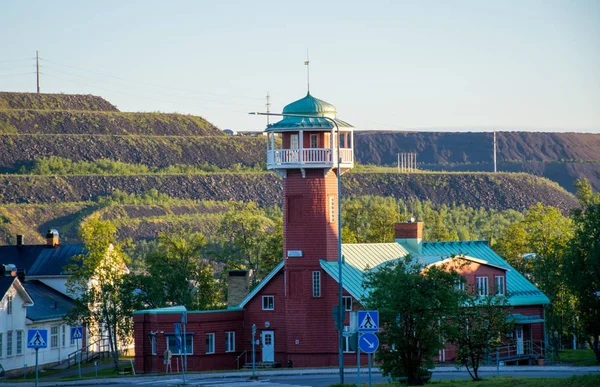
[495,276,505,296]
[476,276,489,296]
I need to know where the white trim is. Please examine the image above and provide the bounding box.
[429,255,509,272]
[238,261,284,308]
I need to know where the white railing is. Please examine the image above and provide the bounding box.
[267,148,353,167]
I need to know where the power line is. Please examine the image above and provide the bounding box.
[0,58,33,64]
[39,57,263,102]
[0,72,35,77]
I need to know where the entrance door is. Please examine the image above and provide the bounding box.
[515,325,524,355]
[261,331,274,362]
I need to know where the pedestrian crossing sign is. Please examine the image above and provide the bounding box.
[357,310,379,332]
[71,326,83,340]
[27,329,48,349]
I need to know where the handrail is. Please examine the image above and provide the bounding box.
[235,350,248,370]
[67,336,111,368]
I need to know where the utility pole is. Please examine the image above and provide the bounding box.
[493,131,497,173]
[266,93,271,126]
[36,50,40,94]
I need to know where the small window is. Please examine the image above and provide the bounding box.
[343,296,352,311]
[329,196,336,223]
[51,326,59,348]
[166,334,193,355]
[290,134,299,149]
[225,331,235,353]
[151,335,157,355]
[476,276,489,296]
[310,134,318,148]
[16,330,23,355]
[206,333,215,354]
[495,276,505,296]
[61,325,66,347]
[262,296,274,310]
[455,277,465,291]
[6,331,13,356]
[312,271,321,297]
[7,294,12,315]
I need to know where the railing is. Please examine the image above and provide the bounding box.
[234,350,248,370]
[485,340,551,364]
[267,148,353,167]
[67,337,111,368]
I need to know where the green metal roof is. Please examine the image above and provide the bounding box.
[321,241,549,307]
[265,92,354,132]
[283,92,337,115]
[132,305,187,315]
[238,260,285,308]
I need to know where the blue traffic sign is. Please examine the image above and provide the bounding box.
[71,326,83,340]
[174,323,181,336]
[27,329,48,349]
[359,332,379,353]
[358,310,379,332]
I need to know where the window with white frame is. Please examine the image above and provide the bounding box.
[51,326,59,348]
[16,330,23,355]
[6,331,12,356]
[61,325,66,347]
[7,294,12,315]
[290,134,299,149]
[205,333,215,354]
[476,276,489,296]
[150,335,157,355]
[225,331,235,352]
[343,296,352,311]
[312,271,321,297]
[495,276,505,296]
[0,332,3,357]
[166,334,193,355]
[310,134,318,148]
[455,277,465,291]
[262,295,274,310]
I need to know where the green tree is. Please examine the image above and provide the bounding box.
[66,215,135,371]
[138,230,218,310]
[445,291,513,381]
[363,256,461,385]
[565,179,600,362]
[494,222,528,273]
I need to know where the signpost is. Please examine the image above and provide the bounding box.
[357,310,379,387]
[251,324,256,379]
[174,322,185,384]
[27,329,48,387]
[70,326,83,379]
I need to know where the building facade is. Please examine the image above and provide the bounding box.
[133,92,549,373]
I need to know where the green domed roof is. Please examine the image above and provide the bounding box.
[282,92,337,116]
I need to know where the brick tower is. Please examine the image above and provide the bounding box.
[264,92,354,365]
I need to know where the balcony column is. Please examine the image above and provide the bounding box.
[299,130,304,164]
[270,132,275,151]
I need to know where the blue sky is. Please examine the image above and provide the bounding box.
[1,0,598,132]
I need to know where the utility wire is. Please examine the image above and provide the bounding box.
[0,58,33,64]
[40,57,263,101]
[0,72,36,77]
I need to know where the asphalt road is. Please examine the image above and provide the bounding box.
[58,368,600,387]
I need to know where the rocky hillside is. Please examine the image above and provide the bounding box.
[354,131,600,192]
[0,92,118,111]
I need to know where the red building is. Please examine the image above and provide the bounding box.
[133,93,549,373]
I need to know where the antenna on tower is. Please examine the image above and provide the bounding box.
[265,92,271,126]
[304,50,310,94]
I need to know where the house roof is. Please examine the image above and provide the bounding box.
[0,244,85,276]
[0,276,34,306]
[321,240,549,307]
[22,280,75,321]
[238,260,285,308]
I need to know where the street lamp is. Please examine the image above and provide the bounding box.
[250,111,346,384]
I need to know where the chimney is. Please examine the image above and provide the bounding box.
[46,229,59,247]
[227,270,249,307]
[394,220,424,254]
[2,263,17,277]
[16,234,24,247]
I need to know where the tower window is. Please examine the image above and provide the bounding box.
[312,271,321,297]
[329,196,336,223]
[310,134,318,148]
[290,134,299,149]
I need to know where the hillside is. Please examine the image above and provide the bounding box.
[0,92,118,111]
[354,131,600,192]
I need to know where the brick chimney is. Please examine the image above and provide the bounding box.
[16,234,24,247]
[227,270,249,307]
[394,219,423,254]
[46,229,59,247]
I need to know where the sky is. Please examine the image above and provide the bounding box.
[1,0,599,133]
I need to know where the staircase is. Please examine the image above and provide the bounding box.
[66,337,111,368]
[243,361,282,369]
[486,340,553,365]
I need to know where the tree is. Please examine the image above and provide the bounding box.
[137,230,218,310]
[565,179,600,362]
[445,291,513,381]
[66,215,135,371]
[363,256,461,385]
[216,203,281,287]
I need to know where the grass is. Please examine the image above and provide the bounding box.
[558,349,598,366]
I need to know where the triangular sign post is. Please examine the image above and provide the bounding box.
[357,310,379,332]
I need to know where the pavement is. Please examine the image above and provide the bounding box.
[2,364,600,387]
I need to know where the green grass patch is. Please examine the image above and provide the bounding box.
[558,349,598,366]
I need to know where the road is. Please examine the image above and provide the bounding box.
[58,368,599,387]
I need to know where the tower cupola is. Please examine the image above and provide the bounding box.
[264,92,354,178]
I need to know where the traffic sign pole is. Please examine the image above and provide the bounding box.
[357,341,361,387]
[368,352,372,387]
[35,348,39,387]
[78,337,81,378]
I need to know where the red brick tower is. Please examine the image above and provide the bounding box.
[264,92,354,365]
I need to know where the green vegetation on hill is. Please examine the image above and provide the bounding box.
[0,92,118,111]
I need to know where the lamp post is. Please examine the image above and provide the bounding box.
[250,111,346,384]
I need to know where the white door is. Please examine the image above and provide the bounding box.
[515,325,524,355]
[261,331,274,362]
